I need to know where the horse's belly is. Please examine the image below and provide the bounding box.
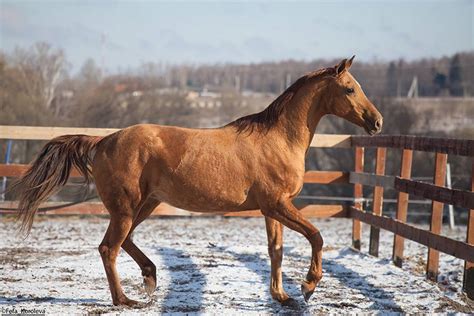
[160,196,252,213]
[153,185,254,212]
[152,172,255,212]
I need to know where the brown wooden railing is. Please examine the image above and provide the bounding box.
[350,135,474,300]
[0,125,473,299]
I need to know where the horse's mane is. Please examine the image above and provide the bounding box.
[229,67,335,134]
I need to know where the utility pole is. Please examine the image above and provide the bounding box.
[285,73,292,89]
[235,75,241,92]
[407,76,418,98]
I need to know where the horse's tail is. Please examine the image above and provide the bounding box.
[10,135,103,235]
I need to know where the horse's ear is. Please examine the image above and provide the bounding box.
[335,55,355,76]
[347,55,355,68]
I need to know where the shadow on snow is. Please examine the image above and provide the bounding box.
[215,246,303,313]
[154,246,206,314]
[286,247,404,312]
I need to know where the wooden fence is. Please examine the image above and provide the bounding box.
[0,125,473,299]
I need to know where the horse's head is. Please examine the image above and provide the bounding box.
[323,56,383,135]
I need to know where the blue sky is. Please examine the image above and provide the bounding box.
[1,0,472,72]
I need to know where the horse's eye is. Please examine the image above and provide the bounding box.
[346,88,355,94]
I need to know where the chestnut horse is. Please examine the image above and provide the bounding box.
[12,57,382,307]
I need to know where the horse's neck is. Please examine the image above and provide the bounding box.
[277,83,327,151]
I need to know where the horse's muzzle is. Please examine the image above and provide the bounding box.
[364,115,383,136]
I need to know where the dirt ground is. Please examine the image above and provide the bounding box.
[0,216,473,314]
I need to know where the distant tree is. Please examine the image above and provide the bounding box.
[78,58,102,86]
[385,62,398,97]
[433,72,447,95]
[449,54,463,96]
[10,42,69,111]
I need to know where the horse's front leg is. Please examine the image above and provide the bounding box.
[262,199,323,303]
[264,217,299,308]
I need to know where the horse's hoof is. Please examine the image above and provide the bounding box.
[114,296,140,307]
[143,275,156,296]
[131,301,148,309]
[126,299,148,309]
[301,280,315,303]
[281,297,300,309]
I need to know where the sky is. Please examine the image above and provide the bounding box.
[1,0,473,73]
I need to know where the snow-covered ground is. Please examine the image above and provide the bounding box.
[0,216,473,314]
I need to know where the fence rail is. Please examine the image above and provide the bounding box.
[349,207,474,262]
[0,125,353,147]
[352,135,474,156]
[0,125,473,299]
[0,163,349,185]
[350,172,474,210]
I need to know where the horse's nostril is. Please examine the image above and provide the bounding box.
[375,119,382,129]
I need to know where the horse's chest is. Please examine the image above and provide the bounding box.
[261,152,305,193]
[280,166,305,197]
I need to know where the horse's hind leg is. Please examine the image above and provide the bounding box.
[122,198,161,296]
[98,212,136,306]
[265,217,298,308]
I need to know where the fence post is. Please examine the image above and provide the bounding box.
[1,140,13,202]
[352,146,364,250]
[426,152,448,281]
[463,159,474,299]
[392,149,413,267]
[369,147,387,257]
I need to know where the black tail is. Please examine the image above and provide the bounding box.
[9,135,102,235]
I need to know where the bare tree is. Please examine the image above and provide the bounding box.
[78,58,102,86]
[10,42,69,112]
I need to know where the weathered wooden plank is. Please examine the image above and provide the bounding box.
[369,147,387,257]
[463,159,474,299]
[0,125,119,140]
[221,205,348,218]
[352,135,474,157]
[393,149,413,268]
[0,164,349,185]
[0,201,187,216]
[427,153,448,281]
[0,126,351,148]
[3,126,473,154]
[349,207,474,262]
[394,177,474,209]
[349,172,395,189]
[352,147,364,250]
[0,164,83,178]
[310,134,351,148]
[303,171,349,184]
[0,201,348,218]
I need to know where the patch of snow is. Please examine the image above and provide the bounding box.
[0,216,472,314]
